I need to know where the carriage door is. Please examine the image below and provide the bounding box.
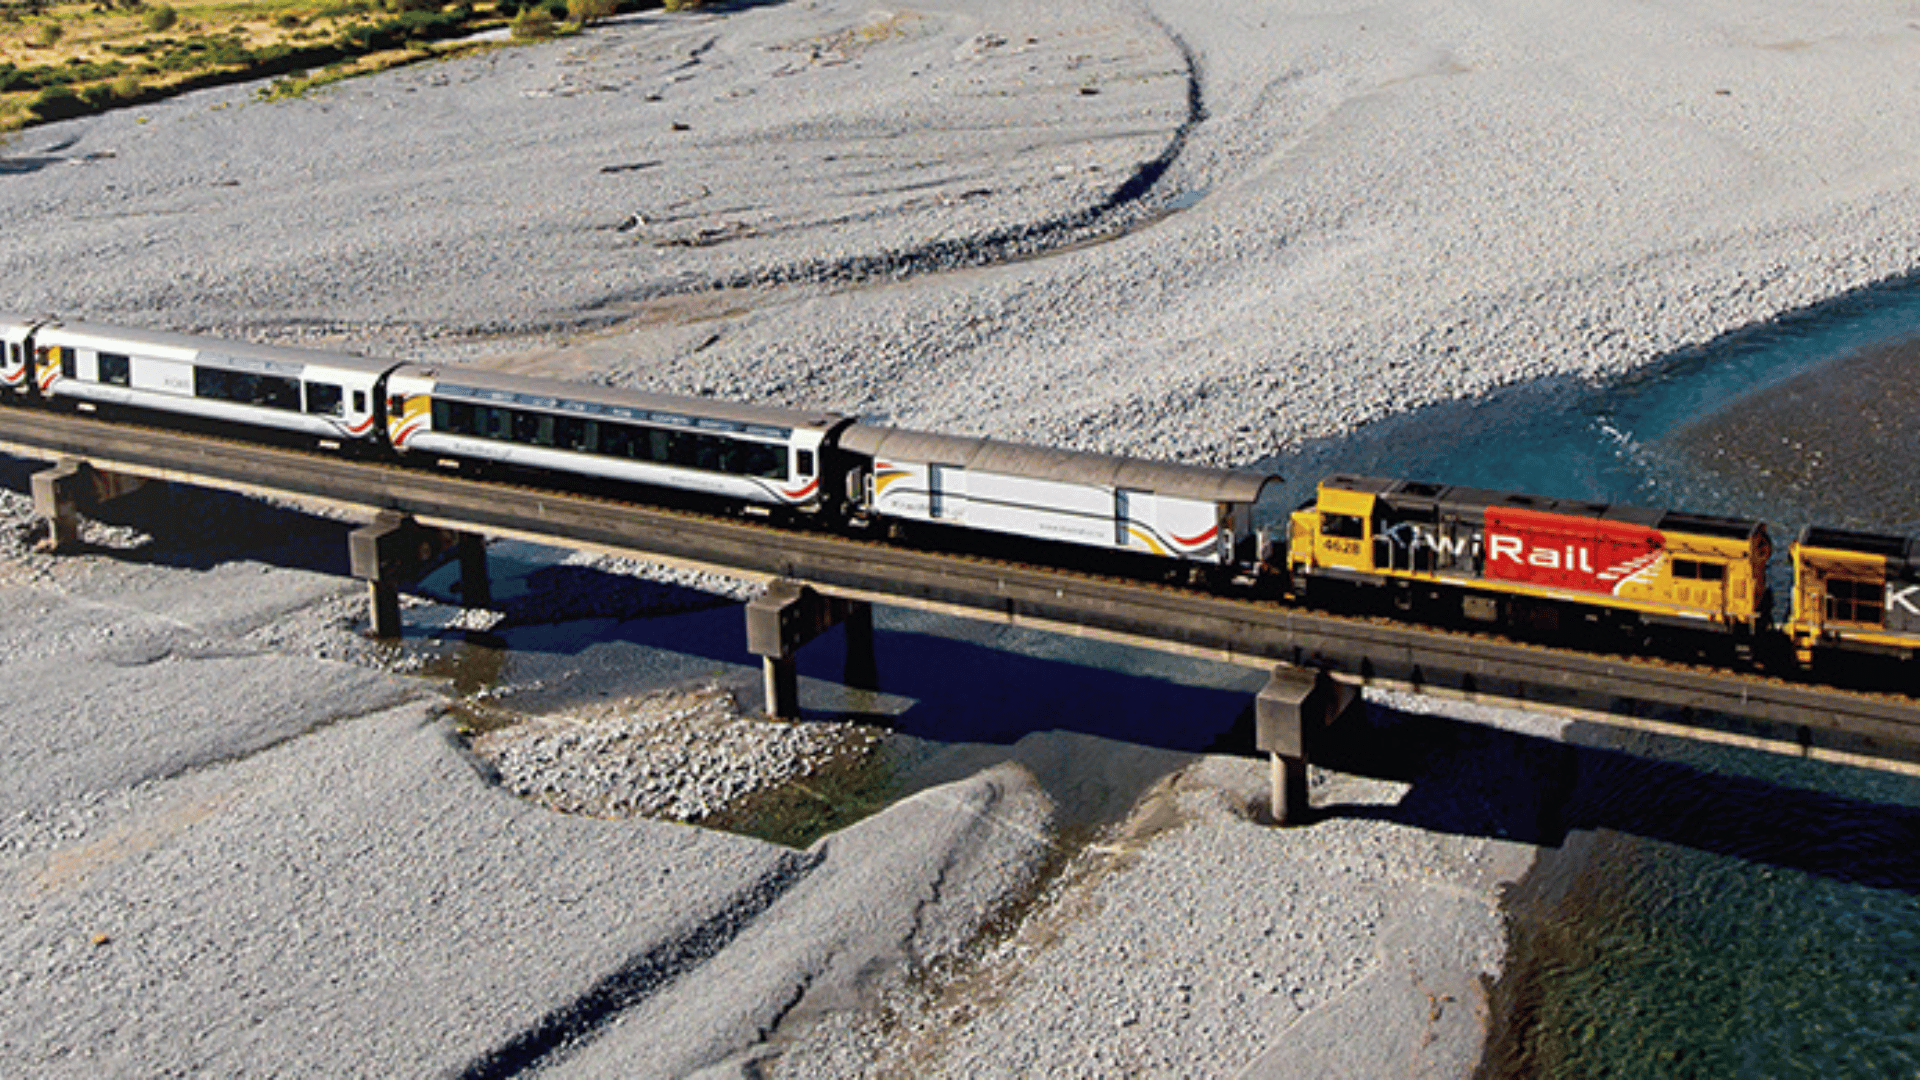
[929,464,965,521]
[1116,489,1154,550]
[1,331,24,389]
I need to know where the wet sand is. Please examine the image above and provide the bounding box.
[1673,335,1920,534]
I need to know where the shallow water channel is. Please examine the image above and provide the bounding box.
[1251,279,1920,1077]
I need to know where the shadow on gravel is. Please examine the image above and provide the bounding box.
[1303,703,1920,895]
[456,850,817,1080]
[0,154,67,176]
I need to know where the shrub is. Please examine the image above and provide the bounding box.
[508,5,550,37]
[661,0,701,10]
[110,73,141,99]
[31,18,61,46]
[143,4,174,31]
[29,85,85,119]
[566,0,613,24]
[275,12,302,27]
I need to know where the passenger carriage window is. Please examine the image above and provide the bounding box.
[441,399,486,435]
[1673,560,1699,580]
[1698,562,1725,582]
[600,423,635,459]
[305,382,344,416]
[257,374,300,411]
[672,432,697,467]
[482,406,513,441]
[59,348,74,380]
[743,442,786,480]
[353,390,366,414]
[197,367,301,411]
[556,416,591,453]
[98,353,130,387]
[512,410,556,447]
[797,450,814,477]
[663,432,693,467]
[662,431,689,466]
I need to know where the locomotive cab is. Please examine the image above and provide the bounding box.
[1787,526,1920,665]
[1288,482,1378,584]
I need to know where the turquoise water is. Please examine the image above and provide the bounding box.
[1256,276,1920,1076]
[1477,731,1920,1078]
[1257,273,1920,533]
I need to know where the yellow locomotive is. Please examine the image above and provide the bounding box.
[1787,527,1920,664]
[1286,475,1774,637]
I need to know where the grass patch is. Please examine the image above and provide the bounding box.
[0,0,658,130]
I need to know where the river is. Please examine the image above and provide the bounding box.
[1257,276,1920,1077]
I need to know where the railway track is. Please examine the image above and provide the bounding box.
[2,404,1917,774]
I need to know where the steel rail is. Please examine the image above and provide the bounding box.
[2,406,1916,773]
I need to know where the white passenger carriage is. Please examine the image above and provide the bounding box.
[840,426,1278,565]
[25,321,394,445]
[383,365,850,509]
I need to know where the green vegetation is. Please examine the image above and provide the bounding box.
[507,4,550,39]
[0,0,654,131]
[566,0,612,26]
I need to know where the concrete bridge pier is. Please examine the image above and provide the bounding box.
[842,601,877,693]
[456,532,491,609]
[745,579,875,719]
[348,511,489,639]
[1256,664,1360,825]
[30,457,148,553]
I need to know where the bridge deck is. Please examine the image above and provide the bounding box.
[2,407,1916,776]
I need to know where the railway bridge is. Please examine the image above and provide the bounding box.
[5,408,1918,823]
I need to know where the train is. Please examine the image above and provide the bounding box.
[1,315,1915,675]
